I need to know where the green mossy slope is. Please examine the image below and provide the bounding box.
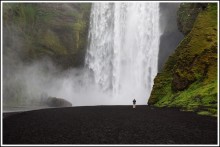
[148,3,218,117]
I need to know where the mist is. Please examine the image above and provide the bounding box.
[4,58,144,108]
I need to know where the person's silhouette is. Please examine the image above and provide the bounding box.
[133,99,136,109]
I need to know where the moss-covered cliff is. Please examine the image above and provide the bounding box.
[148,3,217,117]
[3,3,91,69]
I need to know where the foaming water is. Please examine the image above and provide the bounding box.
[84,3,160,105]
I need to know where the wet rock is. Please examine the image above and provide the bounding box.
[46,97,72,107]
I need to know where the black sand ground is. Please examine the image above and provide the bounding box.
[3,106,217,144]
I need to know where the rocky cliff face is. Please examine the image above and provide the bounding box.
[148,3,217,116]
[177,3,208,35]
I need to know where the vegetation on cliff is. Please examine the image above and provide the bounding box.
[149,3,217,117]
[3,3,91,69]
[177,3,208,35]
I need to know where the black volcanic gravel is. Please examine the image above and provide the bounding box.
[3,106,217,144]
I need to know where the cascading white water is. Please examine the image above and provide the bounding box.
[85,3,160,105]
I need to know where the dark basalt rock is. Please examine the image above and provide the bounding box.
[46,97,72,107]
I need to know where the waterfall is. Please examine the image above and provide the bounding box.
[85,3,160,105]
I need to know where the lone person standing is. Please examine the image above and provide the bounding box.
[133,99,136,109]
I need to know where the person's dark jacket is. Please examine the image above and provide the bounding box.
[133,99,136,104]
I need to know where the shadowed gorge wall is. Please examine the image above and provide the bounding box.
[158,3,184,71]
